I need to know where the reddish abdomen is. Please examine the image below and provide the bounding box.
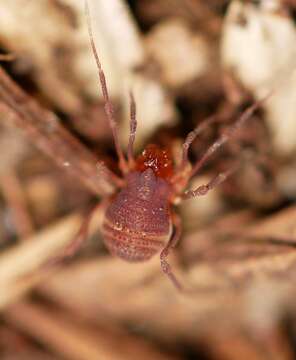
[103,217,167,261]
[102,170,172,262]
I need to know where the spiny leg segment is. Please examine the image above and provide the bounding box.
[182,164,239,200]
[127,91,137,167]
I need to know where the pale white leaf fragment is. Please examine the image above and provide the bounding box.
[145,19,210,88]
[221,0,296,155]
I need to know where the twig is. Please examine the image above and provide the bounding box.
[0,66,112,196]
[4,301,178,360]
[0,205,104,308]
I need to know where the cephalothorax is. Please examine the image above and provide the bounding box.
[54,2,272,291]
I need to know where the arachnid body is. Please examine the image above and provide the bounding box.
[103,167,172,263]
[55,2,273,291]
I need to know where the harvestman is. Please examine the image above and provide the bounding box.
[51,1,275,291]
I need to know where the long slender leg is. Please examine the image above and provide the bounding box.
[45,201,106,268]
[189,91,274,179]
[182,165,238,200]
[170,115,221,192]
[178,114,218,173]
[160,213,183,291]
[127,91,137,167]
[85,1,128,174]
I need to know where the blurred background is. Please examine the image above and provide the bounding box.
[0,0,296,359]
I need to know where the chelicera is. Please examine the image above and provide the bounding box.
[53,2,272,291]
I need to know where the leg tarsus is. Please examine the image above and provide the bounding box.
[160,214,183,291]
